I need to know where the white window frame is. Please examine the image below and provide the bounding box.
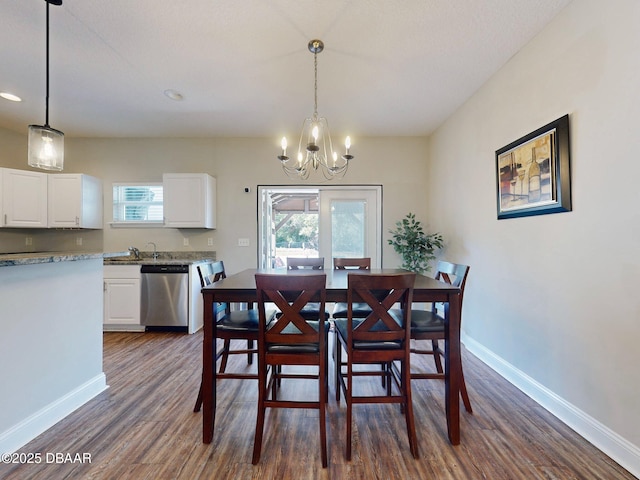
[111,182,164,227]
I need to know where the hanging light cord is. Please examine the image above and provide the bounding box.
[313,49,318,120]
[44,0,51,128]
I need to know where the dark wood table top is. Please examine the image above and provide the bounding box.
[201,268,459,302]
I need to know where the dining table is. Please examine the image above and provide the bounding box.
[200,267,463,445]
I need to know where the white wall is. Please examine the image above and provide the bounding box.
[0,259,107,453]
[428,0,640,474]
[0,135,431,273]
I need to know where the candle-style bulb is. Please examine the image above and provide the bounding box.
[345,136,351,153]
[312,125,319,142]
[281,137,287,155]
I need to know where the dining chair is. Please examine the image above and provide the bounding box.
[332,257,371,319]
[400,260,472,413]
[287,256,325,270]
[286,257,328,320]
[334,272,419,460]
[253,273,329,467]
[193,261,276,413]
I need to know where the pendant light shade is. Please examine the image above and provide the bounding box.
[28,0,64,171]
[28,125,64,171]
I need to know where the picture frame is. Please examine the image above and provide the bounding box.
[495,114,571,220]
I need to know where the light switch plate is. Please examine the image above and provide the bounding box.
[238,238,250,247]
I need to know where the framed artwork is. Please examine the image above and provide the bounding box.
[495,114,571,220]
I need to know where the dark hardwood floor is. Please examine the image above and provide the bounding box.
[0,331,633,479]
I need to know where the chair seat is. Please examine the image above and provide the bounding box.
[389,308,445,333]
[408,309,445,333]
[334,314,404,350]
[332,302,372,318]
[267,320,330,353]
[299,303,331,320]
[217,308,276,332]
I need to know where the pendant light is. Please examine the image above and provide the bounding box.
[28,0,64,171]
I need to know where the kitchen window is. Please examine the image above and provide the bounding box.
[112,183,164,225]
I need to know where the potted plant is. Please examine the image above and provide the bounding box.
[388,212,443,274]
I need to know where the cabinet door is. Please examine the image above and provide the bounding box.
[163,173,216,228]
[1,168,48,228]
[104,277,141,325]
[48,174,82,228]
[48,174,103,229]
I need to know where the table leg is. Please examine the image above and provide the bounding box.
[445,291,461,445]
[202,293,215,443]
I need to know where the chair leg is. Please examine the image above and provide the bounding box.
[193,374,203,412]
[319,350,328,468]
[219,339,231,373]
[335,331,342,402]
[401,358,420,459]
[247,339,254,365]
[252,360,268,465]
[346,366,352,461]
[460,364,473,413]
[432,339,444,373]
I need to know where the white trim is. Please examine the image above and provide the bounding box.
[0,374,108,454]
[463,334,640,478]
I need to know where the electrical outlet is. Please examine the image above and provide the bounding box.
[207,237,213,246]
[25,236,33,246]
[183,238,189,246]
[76,237,83,246]
[238,238,250,247]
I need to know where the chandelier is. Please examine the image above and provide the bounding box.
[278,40,353,180]
[28,0,64,171]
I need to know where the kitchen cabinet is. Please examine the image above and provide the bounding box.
[0,167,48,228]
[163,173,216,229]
[48,173,103,229]
[103,265,144,331]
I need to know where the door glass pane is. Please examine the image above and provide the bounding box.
[331,200,365,258]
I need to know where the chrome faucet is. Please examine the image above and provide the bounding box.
[128,246,140,260]
[146,242,159,260]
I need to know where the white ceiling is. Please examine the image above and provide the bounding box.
[0,0,571,140]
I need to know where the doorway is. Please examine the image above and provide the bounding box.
[258,186,382,269]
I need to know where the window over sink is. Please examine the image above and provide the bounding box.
[112,183,163,225]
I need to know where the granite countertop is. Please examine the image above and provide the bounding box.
[103,250,215,266]
[0,250,216,267]
[0,251,129,267]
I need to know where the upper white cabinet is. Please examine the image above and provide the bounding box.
[163,173,216,229]
[48,173,103,229]
[0,167,48,228]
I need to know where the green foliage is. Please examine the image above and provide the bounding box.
[275,213,318,249]
[387,213,443,274]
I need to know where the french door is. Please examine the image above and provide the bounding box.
[258,186,382,269]
[318,187,381,268]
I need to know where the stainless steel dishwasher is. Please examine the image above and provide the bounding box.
[140,264,189,329]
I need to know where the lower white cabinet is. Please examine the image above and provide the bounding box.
[103,265,144,331]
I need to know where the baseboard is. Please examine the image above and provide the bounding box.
[0,374,108,454]
[463,335,640,479]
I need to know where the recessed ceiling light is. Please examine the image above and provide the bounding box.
[0,92,22,102]
[164,89,184,101]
